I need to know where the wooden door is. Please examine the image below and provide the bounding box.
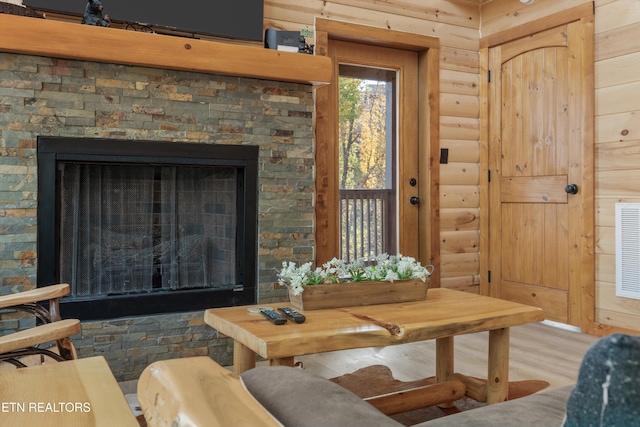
[487,18,594,328]
[318,40,421,260]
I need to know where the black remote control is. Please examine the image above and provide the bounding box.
[277,307,306,324]
[260,309,287,325]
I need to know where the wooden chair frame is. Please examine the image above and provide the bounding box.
[0,284,80,368]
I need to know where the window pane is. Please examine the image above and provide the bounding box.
[338,65,397,261]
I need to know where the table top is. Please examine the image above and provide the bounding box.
[0,356,139,427]
[204,288,545,359]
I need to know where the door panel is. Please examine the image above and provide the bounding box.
[500,26,569,63]
[501,281,568,322]
[500,203,568,292]
[488,18,594,327]
[501,43,570,178]
[500,176,568,203]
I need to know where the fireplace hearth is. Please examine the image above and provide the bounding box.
[37,137,258,320]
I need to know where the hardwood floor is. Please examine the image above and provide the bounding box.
[118,320,600,419]
[118,321,600,394]
[294,321,599,389]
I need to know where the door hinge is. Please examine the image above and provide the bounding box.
[488,270,491,283]
[488,70,491,83]
[488,170,491,182]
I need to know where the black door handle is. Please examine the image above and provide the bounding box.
[410,196,420,205]
[565,184,578,195]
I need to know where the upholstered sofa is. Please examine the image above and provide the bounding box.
[241,364,572,427]
[137,333,640,427]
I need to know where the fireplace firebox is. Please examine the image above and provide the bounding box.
[37,137,258,320]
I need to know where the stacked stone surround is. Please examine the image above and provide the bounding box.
[0,52,315,381]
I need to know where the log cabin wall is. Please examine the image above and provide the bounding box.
[2,1,634,348]
[264,0,484,292]
[266,0,640,334]
[590,0,640,334]
[481,0,640,334]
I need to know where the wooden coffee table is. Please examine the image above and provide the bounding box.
[205,288,544,408]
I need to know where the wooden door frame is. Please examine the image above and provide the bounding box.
[479,3,595,333]
[314,18,440,285]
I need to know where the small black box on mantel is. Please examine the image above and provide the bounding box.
[0,2,42,17]
[264,29,301,52]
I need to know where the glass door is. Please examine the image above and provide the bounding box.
[315,39,420,264]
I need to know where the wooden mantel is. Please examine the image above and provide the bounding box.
[0,13,332,86]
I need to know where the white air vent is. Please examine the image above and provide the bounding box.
[616,203,640,299]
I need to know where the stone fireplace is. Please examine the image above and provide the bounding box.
[37,137,259,320]
[0,34,320,378]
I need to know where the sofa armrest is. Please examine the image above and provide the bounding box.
[137,357,283,427]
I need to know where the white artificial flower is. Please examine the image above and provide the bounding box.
[384,270,400,283]
[277,254,434,294]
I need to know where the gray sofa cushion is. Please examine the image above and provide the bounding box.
[414,385,573,427]
[241,365,574,427]
[241,366,403,427]
[563,333,640,427]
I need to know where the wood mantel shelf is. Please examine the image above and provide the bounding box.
[0,13,332,86]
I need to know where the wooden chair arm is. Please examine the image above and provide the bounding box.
[137,357,283,427]
[0,284,70,310]
[0,319,81,354]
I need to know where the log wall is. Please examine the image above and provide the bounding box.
[265,0,484,292]
[268,0,640,332]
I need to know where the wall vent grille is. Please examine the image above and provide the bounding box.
[616,203,640,300]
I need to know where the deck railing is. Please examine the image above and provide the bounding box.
[339,189,396,262]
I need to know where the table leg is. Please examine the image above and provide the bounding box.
[269,357,295,367]
[487,327,510,404]
[233,340,256,375]
[436,336,455,408]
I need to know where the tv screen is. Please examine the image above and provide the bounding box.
[24,0,265,42]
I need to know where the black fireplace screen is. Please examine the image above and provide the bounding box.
[38,138,258,320]
[60,163,237,296]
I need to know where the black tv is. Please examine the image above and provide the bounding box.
[24,0,265,42]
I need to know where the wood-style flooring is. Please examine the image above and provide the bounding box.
[294,321,599,388]
[117,321,600,394]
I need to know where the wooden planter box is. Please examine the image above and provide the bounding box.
[288,279,429,310]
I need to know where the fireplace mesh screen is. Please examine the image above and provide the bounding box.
[59,163,237,298]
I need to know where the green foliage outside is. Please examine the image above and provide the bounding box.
[338,76,388,190]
